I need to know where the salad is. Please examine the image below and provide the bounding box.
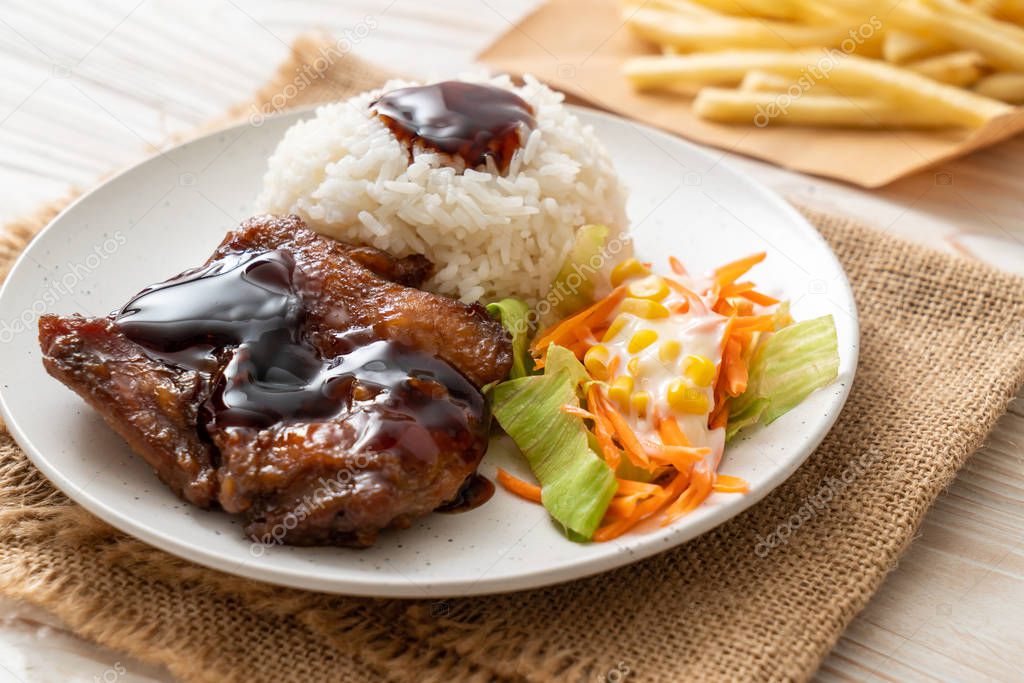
[486,228,840,542]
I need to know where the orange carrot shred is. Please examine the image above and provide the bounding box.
[614,479,662,495]
[713,474,749,493]
[587,385,623,469]
[740,290,779,306]
[496,469,543,504]
[658,416,691,447]
[712,252,766,289]
[722,337,748,396]
[593,390,654,469]
[531,285,627,356]
[666,278,707,314]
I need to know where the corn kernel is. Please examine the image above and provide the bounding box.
[610,258,651,287]
[627,357,641,376]
[627,275,669,301]
[608,375,634,409]
[659,340,682,363]
[627,329,658,354]
[684,355,716,387]
[631,391,650,417]
[668,379,710,414]
[620,298,670,320]
[584,345,611,380]
[602,314,630,343]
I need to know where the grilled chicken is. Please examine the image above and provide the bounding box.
[39,215,512,546]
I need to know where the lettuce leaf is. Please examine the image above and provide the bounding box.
[491,345,617,539]
[726,315,840,441]
[486,298,533,379]
[548,224,609,318]
[543,343,589,390]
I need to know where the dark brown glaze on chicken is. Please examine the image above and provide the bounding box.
[38,215,512,546]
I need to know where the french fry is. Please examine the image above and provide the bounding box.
[974,72,1024,103]
[739,71,797,92]
[906,51,986,87]
[681,0,854,23]
[739,70,841,95]
[787,0,860,23]
[693,87,975,128]
[635,0,719,19]
[882,30,953,64]
[993,0,1024,25]
[626,8,859,52]
[963,0,1024,23]
[624,51,1013,126]
[921,0,1024,41]
[675,0,803,20]
[830,0,1024,71]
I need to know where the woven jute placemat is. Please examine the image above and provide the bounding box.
[2,37,1023,683]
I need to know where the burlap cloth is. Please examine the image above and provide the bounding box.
[2,37,1024,683]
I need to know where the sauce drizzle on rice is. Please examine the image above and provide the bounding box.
[371,81,536,172]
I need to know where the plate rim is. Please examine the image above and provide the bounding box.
[0,103,859,597]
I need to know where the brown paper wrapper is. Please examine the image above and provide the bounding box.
[479,0,1024,188]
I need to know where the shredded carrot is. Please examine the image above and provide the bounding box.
[730,315,774,332]
[740,290,779,306]
[592,390,655,470]
[661,465,714,525]
[597,471,691,541]
[645,441,708,468]
[735,299,756,316]
[669,255,688,276]
[719,282,779,307]
[614,479,662,495]
[496,468,543,504]
[531,285,627,357]
[658,415,691,447]
[712,252,766,289]
[587,385,623,469]
[666,278,707,314]
[565,339,590,359]
[721,337,748,396]
[708,401,729,430]
[713,474,749,494]
[593,494,664,541]
[605,496,640,520]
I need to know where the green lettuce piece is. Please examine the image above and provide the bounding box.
[549,224,609,318]
[486,298,533,379]
[772,300,794,331]
[543,343,589,389]
[491,349,617,539]
[726,315,840,441]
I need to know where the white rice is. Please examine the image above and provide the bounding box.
[255,74,629,304]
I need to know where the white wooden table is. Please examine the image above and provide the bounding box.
[1,1,1022,681]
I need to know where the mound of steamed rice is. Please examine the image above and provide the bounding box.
[255,74,629,304]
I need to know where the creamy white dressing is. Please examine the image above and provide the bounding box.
[602,272,729,468]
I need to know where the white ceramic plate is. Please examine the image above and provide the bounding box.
[0,106,857,597]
